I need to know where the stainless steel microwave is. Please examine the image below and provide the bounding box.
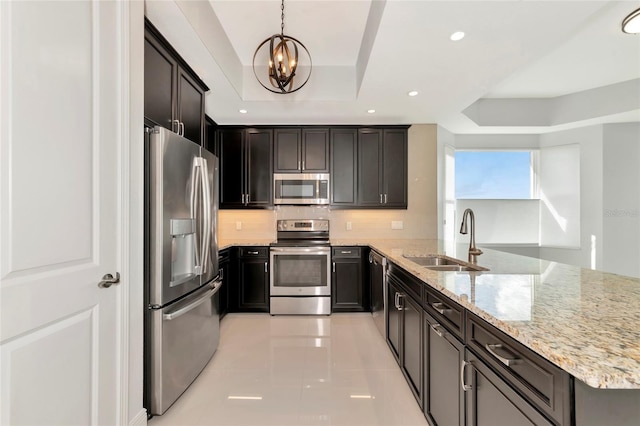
[273,173,330,205]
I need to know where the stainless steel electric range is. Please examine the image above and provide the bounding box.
[269,219,331,315]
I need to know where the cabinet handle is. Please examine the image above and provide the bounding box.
[298,161,301,170]
[179,122,185,136]
[369,253,373,263]
[379,194,383,204]
[246,193,250,203]
[220,268,224,280]
[332,262,336,273]
[241,194,245,204]
[264,262,268,273]
[340,250,352,254]
[395,292,404,310]
[431,302,450,315]
[248,251,259,255]
[302,161,305,170]
[460,360,472,391]
[485,343,521,367]
[172,119,180,134]
[384,193,388,204]
[430,323,446,338]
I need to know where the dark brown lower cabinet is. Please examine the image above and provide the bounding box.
[331,247,367,312]
[237,247,269,312]
[465,350,553,426]
[387,274,422,406]
[218,248,231,319]
[423,310,465,426]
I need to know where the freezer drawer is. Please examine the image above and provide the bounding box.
[147,279,222,415]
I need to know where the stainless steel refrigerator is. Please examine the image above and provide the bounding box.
[144,126,221,416]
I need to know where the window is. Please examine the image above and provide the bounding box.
[455,151,536,199]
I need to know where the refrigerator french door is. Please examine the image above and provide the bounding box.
[145,126,221,416]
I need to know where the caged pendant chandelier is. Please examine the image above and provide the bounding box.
[253,0,312,94]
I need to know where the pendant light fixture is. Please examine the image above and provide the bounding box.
[622,7,640,34]
[253,0,312,94]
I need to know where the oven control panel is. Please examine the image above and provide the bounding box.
[277,219,329,232]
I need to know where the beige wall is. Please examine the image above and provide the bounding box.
[218,124,438,241]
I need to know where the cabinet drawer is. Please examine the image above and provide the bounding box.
[466,313,571,425]
[332,247,361,258]
[218,248,231,262]
[388,263,422,303]
[239,247,269,258]
[423,288,464,340]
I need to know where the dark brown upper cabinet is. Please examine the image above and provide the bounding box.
[144,19,208,145]
[274,128,329,173]
[358,128,407,208]
[330,128,358,207]
[217,128,273,209]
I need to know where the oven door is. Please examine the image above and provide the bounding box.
[270,247,331,296]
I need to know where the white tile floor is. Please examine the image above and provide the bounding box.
[150,313,429,426]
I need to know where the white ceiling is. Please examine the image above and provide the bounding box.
[145,0,640,133]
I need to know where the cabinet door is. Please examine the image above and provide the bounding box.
[274,128,301,172]
[331,257,363,312]
[466,351,553,426]
[402,294,422,405]
[382,129,407,207]
[144,34,177,131]
[358,129,383,206]
[386,279,401,363]
[330,129,357,206]
[424,311,465,426]
[204,115,217,156]
[246,129,273,207]
[237,257,269,312]
[218,129,245,208]
[177,68,205,145]
[302,128,329,172]
[218,254,231,318]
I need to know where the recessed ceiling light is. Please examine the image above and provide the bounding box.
[408,91,419,97]
[239,109,247,114]
[367,109,376,114]
[622,8,640,34]
[450,31,465,41]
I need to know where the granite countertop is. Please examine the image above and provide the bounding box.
[219,239,275,251]
[353,239,640,390]
[219,237,640,389]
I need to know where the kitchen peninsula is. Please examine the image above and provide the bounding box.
[219,238,640,425]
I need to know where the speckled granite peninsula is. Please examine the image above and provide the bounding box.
[332,238,640,390]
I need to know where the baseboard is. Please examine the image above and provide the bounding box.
[129,409,147,426]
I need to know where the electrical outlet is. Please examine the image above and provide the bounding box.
[391,221,404,230]
[236,221,242,230]
[346,221,352,231]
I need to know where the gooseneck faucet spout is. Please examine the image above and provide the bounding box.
[460,208,483,262]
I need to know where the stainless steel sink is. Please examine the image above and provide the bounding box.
[403,255,488,272]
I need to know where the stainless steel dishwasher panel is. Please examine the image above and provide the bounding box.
[370,250,387,339]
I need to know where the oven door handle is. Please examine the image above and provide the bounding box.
[270,247,331,254]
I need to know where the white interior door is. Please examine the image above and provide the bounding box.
[1,1,124,424]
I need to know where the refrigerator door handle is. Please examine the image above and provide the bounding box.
[190,158,203,275]
[199,157,212,275]
[162,279,222,321]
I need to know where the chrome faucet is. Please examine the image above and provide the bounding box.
[460,208,483,262]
